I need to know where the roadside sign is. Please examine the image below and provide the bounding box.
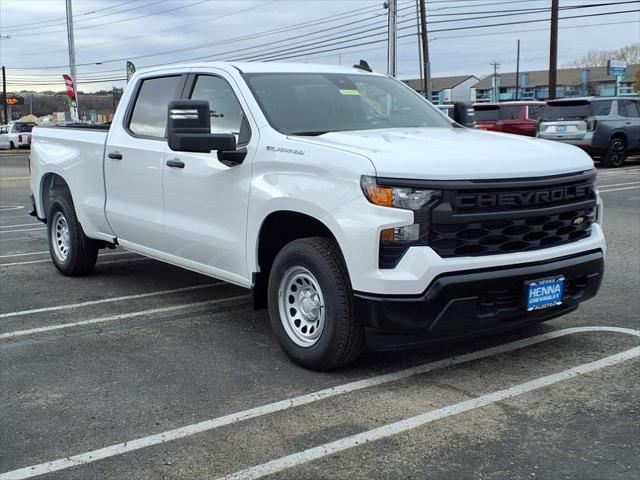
[607,60,627,78]
[4,96,23,106]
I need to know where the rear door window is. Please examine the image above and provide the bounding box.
[128,76,182,138]
[473,105,499,122]
[528,105,545,120]
[500,106,521,120]
[619,100,640,117]
[590,101,612,116]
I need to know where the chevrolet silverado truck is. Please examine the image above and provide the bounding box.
[29,62,605,370]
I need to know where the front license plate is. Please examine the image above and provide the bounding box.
[526,276,565,311]
[556,125,567,133]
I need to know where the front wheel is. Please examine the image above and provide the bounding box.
[602,137,627,167]
[47,194,98,276]
[268,237,363,371]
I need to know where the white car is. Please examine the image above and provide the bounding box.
[0,121,35,149]
[29,62,605,370]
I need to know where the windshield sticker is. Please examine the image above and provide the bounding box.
[339,89,360,96]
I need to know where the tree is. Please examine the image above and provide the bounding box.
[564,43,640,68]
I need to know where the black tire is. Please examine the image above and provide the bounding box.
[602,137,627,168]
[268,237,364,371]
[9,141,15,150]
[46,193,98,276]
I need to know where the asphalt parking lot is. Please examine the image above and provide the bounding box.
[0,152,638,480]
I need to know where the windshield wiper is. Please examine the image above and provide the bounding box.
[291,131,330,136]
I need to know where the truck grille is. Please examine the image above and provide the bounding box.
[429,206,595,257]
[424,171,597,258]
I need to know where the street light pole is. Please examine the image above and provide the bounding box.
[418,0,431,99]
[386,0,397,77]
[548,0,559,100]
[65,0,79,120]
[2,66,7,124]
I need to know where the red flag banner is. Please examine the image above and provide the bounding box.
[62,74,76,101]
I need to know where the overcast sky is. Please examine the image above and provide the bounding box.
[0,0,638,92]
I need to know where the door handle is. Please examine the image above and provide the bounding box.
[166,159,185,168]
[108,151,123,160]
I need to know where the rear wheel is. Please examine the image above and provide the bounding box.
[268,237,363,371]
[9,141,15,149]
[602,137,627,167]
[46,193,98,276]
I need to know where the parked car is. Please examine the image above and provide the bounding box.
[0,125,9,149]
[473,101,545,136]
[30,62,604,370]
[0,121,36,149]
[538,97,640,167]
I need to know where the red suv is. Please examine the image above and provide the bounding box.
[473,101,545,137]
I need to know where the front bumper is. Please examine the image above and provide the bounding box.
[355,250,604,351]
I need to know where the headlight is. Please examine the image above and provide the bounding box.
[361,176,440,210]
[361,176,442,268]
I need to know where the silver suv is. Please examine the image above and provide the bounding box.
[538,97,640,167]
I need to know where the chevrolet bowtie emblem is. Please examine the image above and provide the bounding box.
[572,216,585,225]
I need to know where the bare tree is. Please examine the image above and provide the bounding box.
[564,43,640,68]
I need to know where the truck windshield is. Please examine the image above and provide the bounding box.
[242,72,451,135]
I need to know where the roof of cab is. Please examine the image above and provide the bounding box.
[135,61,384,76]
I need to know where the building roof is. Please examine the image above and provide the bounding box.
[404,75,479,92]
[474,64,639,90]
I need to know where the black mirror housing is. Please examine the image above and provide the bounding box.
[167,100,237,153]
[452,101,475,127]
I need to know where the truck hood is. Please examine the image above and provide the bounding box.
[296,127,593,180]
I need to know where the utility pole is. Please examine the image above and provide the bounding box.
[515,39,521,101]
[548,0,559,100]
[385,0,397,77]
[418,0,431,99]
[414,0,423,94]
[65,0,79,120]
[1,66,7,124]
[490,61,500,103]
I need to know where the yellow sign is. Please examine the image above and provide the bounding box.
[5,97,23,106]
[339,89,360,96]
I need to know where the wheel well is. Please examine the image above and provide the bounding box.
[40,173,71,221]
[611,132,627,145]
[253,211,337,309]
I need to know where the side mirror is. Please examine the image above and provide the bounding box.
[452,101,475,127]
[167,100,236,153]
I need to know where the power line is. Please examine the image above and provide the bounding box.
[8,0,633,74]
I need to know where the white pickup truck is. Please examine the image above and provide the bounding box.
[30,62,605,370]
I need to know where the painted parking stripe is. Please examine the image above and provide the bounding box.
[0,250,130,264]
[0,256,147,268]
[0,223,41,229]
[0,294,249,341]
[0,283,222,319]
[597,181,640,188]
[0,227,45,233]
[0,326,636,480]
[598,185,640,193]
[0,251,50,258]
[218,344,640,480]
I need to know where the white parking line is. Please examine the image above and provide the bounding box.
[218,343,640,480]
[0,326,636,480]
[0,294,249,340]
[0,250,49,258]
[0,227,45,233]
[597,181,640,188]
[0,283,222,319]
[0,251,131,266]
[0,223,41,229]
[599,185,640,193]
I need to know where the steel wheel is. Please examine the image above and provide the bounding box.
[51,211,71,262]
[278,266,326,347]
